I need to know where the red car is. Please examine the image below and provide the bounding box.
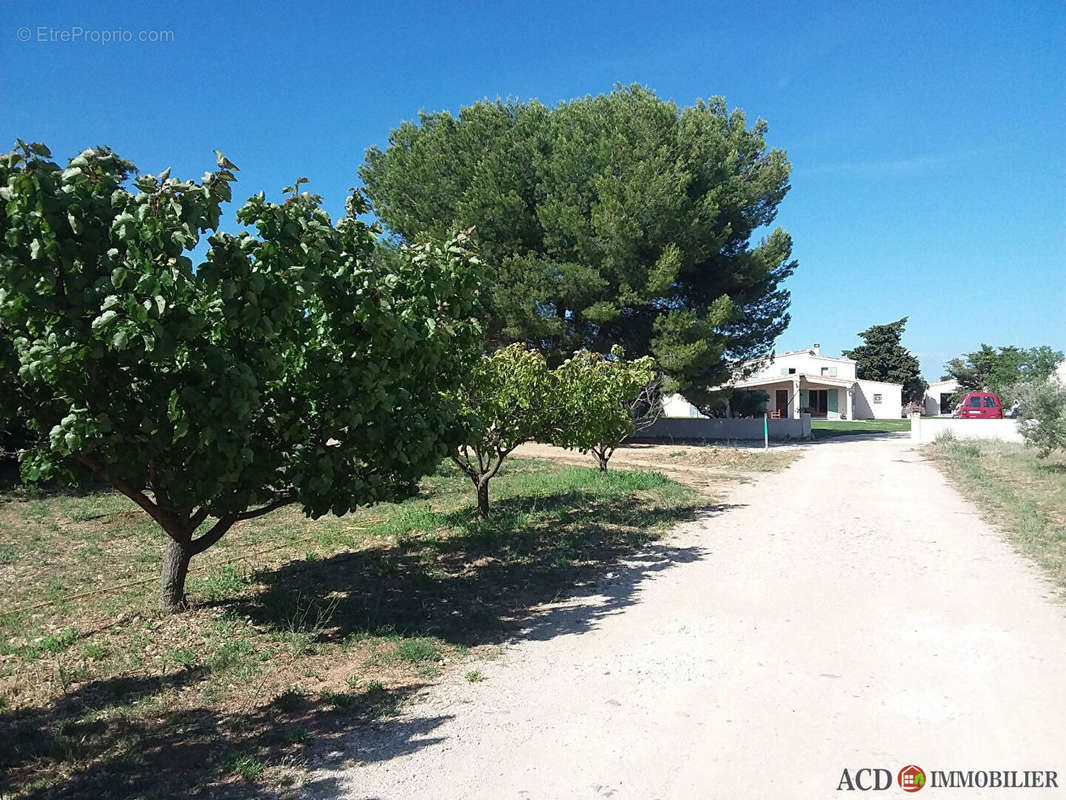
[952,391,1004,419]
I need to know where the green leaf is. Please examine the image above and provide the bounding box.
[91,310,119,332]
[173,417,189,441]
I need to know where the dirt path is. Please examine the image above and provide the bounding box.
[313,436,1066,799]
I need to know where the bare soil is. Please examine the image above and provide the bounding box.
[324,436,1066,799]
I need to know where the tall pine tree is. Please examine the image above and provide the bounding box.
[360,86,796,402]
[844,317,927,403]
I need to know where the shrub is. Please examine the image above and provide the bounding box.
[1014,380,1066,458]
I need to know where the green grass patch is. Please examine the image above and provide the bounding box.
[391,637,441,665]
[219,752,266,781]
[930,439,1066,588]
[811,418,910,439]
[209,637,255,673]
[189,563,250,603]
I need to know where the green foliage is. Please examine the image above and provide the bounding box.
[728,388,769,418]
[1014,380,1066,458]
[360,85,796,395]
[0,140,482,609]
[220,752,265,781]
[943,344,1063,406]
[843,317,926,403]
[390,637,441,665]
[552,346,657,470]
[449,344,554,515]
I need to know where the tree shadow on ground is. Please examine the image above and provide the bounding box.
[236,492,726,648]
[2,486,732,798]
[0,667,434,799]
[809,431,910,443]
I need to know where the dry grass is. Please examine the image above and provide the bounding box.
[929,439,1066,591]
[660,445,800,472]
[0,459,703,798]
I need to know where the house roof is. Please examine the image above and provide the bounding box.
[733,373,858,389]
[772,348,856,364]
[927,378,958,389]
[854,377,904,389]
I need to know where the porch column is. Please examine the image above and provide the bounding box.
[792,375,801,419]
[846,384,854,420]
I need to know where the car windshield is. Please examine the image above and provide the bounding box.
[969,397,981,407]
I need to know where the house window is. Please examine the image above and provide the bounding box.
[820,366,838,377]
[788,367,796,374]
[873,393,883,404]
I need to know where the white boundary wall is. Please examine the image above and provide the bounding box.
[909,414,1023,444]
[633,414,811,442]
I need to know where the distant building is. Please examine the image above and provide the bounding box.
[664,345,904,420]
[923,378,958,416]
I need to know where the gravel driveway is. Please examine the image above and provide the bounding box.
[310,435,1066,799]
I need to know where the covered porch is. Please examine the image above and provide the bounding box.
[733,374,856,420]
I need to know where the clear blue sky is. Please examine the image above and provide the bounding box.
[3,0,1063,380]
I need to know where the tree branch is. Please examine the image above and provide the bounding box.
[234,495,294,522]
[189,508,211,531]
[76,453,186,541]
[190,515,236,556]
[451,453,478,482]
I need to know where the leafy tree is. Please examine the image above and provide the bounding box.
[552,346,658,472]
[449,344,554,517]
[728,388,770,418]
[1013,380,1066,458]
[943,344,1063,405]
[360,85,796,398]
[843,317,927,403]
[0,141,481,612]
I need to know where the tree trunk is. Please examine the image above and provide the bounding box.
[593,446,610,472]
[476,477,490,518]
[159,538,193,613]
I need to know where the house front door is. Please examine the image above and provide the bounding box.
[808,389,828,417]
[775,389,789,417]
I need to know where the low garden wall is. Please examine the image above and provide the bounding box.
[632,414,811,442]
[909,414,1024,444]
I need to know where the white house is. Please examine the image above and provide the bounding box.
[664,344,904,420]
[922,378,958,416]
